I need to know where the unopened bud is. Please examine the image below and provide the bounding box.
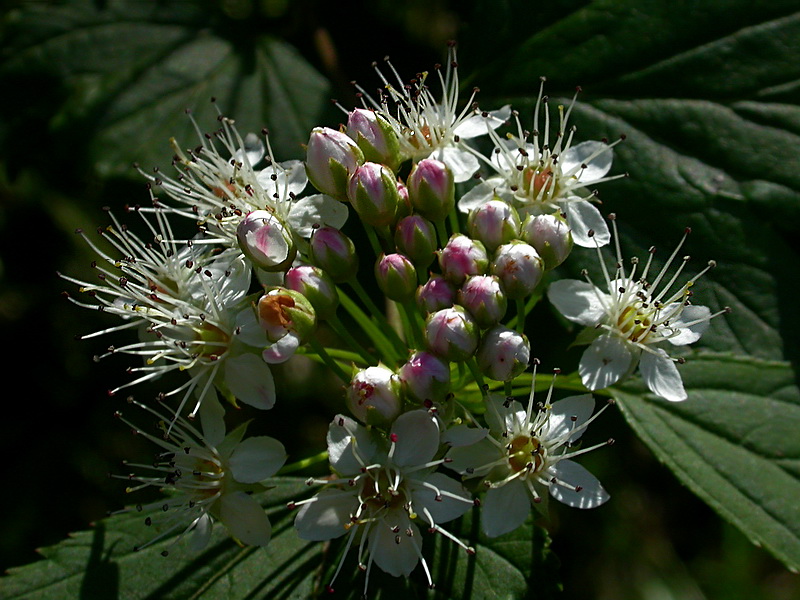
[425,305,479,362]
[236,210,296,272]
[284,264,339,320]
[416,275,456,314]
[467,199,520,252]
[309,226,359,283]
[347,162,400,227]
[395,215,437,268]
[305,127,364,201]
[375,253,417,301]
[346,365,402,426]
[439,234,489,285]
[257,287,316,343]
[457,275,508,328]
[346,109,402,171]
[520,213,573,270]
[398,351,451,403]
[407,158,455,222]
[492,241,544,299]
[476,325,530,381]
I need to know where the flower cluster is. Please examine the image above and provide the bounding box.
[63,44,727,594]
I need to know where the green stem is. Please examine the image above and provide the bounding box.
[327,313,375,365]
[307,337,349,384]
[399,300,425,349]
[515,297,526,334]
[348,278,406,351]
[466,358,487,397]
[504,380,513,397]
[448,203,461,235]
[278,449,329,475]
[434,219,449,249]
[338,286,401,364]
[363,222,385,257]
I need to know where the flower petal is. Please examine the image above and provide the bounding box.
[481,479,530,538]
[548,459,609,508]
[437,145,480,183]
[257,159,308,199]
[391,410,439,467]
[445,438,501,477]
[228,436,287,483]
[261,333,300,364]
[189,513,214,552]
[453,105,511,138]
[457,180,496,213]
[563,200,610,248]
[327,415,377,475]
[224,353,276,409]
[219,491,272,546]
[560,140,613,183]
[410,472,473,524]
[579,335,634,391]
[544,394,596,443]
[233,306,268,348]
[199,391,227,448]
[639,348,687,401]
[667,304,712,346]
[287,194,349,237]
[294,489,355,541]
[547,279,608,326]
[442,424,488,447]
[370,516,421,577]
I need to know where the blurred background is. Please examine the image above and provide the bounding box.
[1,0,799,598]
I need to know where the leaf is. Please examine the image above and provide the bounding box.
[613,354,800,573]
[0,0,331,176]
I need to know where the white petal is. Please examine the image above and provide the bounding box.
[410,472,473,524]
[327,415,377,475]
[287,194,349,237]
[639,348,687,401]
[257,159,308,199]
[228,436,286,483]
[667,304,712,346]
[457,180,496,213]
[453,105,511,138]
[481,479,530,538]
[547,279,608,326]
[261,332,300,364]
[544,394,595,443]
[189,513,214,552]
[482,394,522,435]
[224,353,276,409]
[564,200,610,248]
[199,391,226,448]
[233,307,268,348]
[219,491,272,546]
[579,335,634,391]
[437,145,480,183]
[236,133,265,168]
[442,424,488,447]
[445,438,501,477]
[391,410,439,467]
[548,459,609,508]
[560,140,613,183]
[294,489,355,541]
[370,516,421,577]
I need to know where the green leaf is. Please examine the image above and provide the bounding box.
[1,0,331,175]
[613,354,800,573]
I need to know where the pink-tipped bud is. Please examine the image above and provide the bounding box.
[347,162,400,227]
[476,325,530,381]
[398,351,451,403]
[346,365,402,426]
[416,275,456,314]
[457,275,508,329]
[438,234,489,285]
[284,264,339,320]
[466,199,520,252]
[236,210,296,272]
[407,158,455,222]
[492,241,544,299]
[346,109,402,171]
[520,213,573,270]
[375,253,417,301]
[305,127,364,201]
[395,215,437,268]
[309,226,359,283]
[425,305,480,362]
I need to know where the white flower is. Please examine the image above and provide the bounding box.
[354,44,510,182]
[547,217,729,401]
[114,397,286,553]
[137,107,347,253]
[61,207,276,416]
[292,411,474,594]
[447,369,612,537]
[458,78,625,247]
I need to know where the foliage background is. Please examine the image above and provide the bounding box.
[1,0,799,598]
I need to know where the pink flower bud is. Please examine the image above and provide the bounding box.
[425,305,480,362]
[491,241,544,299]
[305,127,364,200]
[438,233,489,285]
[346,365,402,426]
[375,253,417,301]
[466,199,520,252]
[394,215,437,268]
[476,325,530,381]
[346,109,402,171]
[284,264,339,320]
[347,162,400,227]
[416,275,456,314]
[457,275,508,329]
[398,351,451,403]
[236,210,296,272]
[309,226,359,283]
[407,158,455,222]
[520,213,573,270]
